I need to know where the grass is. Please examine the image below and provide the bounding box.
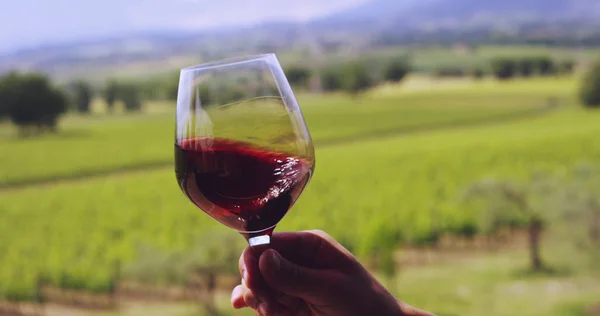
[0,76,554,188]
[394,249,600,316]
[49,44,600,83]
[298,45,600,74]
[1,76,599,315]
[43,301,223,316]
[35,248,600,316]
[1,98,600,300]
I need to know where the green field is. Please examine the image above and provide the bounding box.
[280,45,600,74]
[394,249,600,316]
[0,77,558,188]
[36,249,600,316]
[56,44,599,85]
[1,76,599,314]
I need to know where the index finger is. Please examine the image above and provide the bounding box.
[268,230,358,269]
[240,245,283,308]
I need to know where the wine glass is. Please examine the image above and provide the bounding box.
[175,54,315,247]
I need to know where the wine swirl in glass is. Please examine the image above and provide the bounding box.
[174,54,315,247]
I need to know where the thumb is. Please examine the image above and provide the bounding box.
[258,249,332,302]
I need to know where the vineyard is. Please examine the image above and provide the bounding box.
[0,76,599,314]
[0,80,550,188]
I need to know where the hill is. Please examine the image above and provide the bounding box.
[1,0,600,82]
[326,0,600,26]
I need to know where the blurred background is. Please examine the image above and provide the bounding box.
[1,0,600,315]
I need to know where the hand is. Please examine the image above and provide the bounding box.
[230,230,434,316]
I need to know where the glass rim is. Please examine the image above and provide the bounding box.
[181,53,276,72]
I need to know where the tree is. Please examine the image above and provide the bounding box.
[0,78,10,120]
[119,84,142,112]
[358,216,402,293]
[580,58,600,108]
[0,72,68,136]
[166,72,180,101]
[471,67,485,80]
[285,66,312,88]
[434,67,467,78]
[535,56,555,76]
[464,175,558,272]
[491,58,517,80]
[519,57,536,77]
[104,80,119,113]
[466,167,600,272]
[139,79,162,101]
[123,230,244,315]
[0,72,19,127]
[73,80,93,114]
[191,85,213,107]
[320,68,343,92]
[342,62,374,96]
[383,58,410,83]
[558,60,576,75]
[0,104,7,121]
[555,165,600,249]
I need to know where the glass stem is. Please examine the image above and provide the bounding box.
[241,226,275,248]
[248,235,271,247]
[240,228,279,302]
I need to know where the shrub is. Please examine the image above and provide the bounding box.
[491,58,518,80]
[558,60,576,75]
[119,84,142,112]
[72,80,93,114]
[434,67,467,78]
[472,67,485,80]
[104,80,119,113]
[341,62,374,96]
[580,58,600,108]
[383,58,410,83]
[320,68,343,92]
[518,57,536,77]
[535,56,556,76]
[0,72,68,135]
[285,66,312,88]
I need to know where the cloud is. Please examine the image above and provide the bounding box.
[126,0,369,29]
[0,0,369,52]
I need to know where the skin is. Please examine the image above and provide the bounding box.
[231,230,435,316]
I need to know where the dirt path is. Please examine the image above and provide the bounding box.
[0,301,198,316]
[590,303,600,316]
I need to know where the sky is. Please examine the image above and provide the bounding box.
[0,0,369,53]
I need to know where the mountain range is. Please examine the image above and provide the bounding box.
[327,0,600,24]
[2,0,599,81]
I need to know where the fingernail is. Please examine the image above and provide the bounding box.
[231,286,244,308]
[243,269,248,283]
[258,302,268,315]
[267,250,280,271]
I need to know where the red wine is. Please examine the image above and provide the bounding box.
[175,137,313,233]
